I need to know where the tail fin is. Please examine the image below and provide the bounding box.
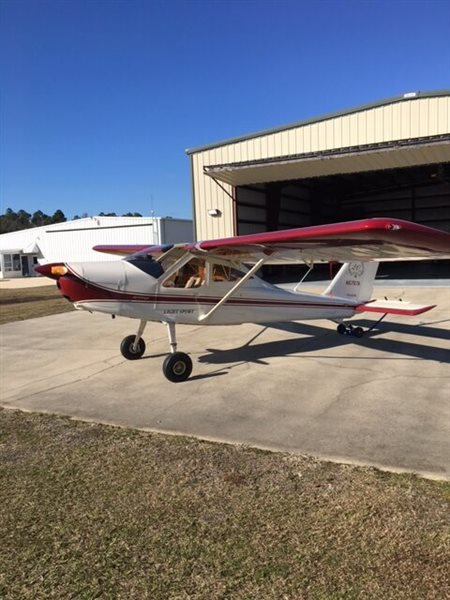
[323,262,379,303]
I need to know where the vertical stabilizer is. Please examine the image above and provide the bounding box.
[323,262,379,303]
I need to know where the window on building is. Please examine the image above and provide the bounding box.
[3,254,21,272]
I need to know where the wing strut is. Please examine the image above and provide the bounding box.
[294,259,315,292]
[198,257,267,322]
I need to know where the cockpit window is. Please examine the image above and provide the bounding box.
[163,258,206,288]
[212,264,249,282]
[125,254,164,278]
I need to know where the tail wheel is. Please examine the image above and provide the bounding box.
[337,323,347,335]
[120,335,146,360]
[337,323,364,338]
[163,352,192,383]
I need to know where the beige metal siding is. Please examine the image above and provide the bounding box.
[192,153,235,240]
[191,95,450,240]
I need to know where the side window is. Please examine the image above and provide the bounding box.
[163,258,206,288]
[212,264,248,283]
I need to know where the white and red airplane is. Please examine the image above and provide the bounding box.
[36,217,450,382]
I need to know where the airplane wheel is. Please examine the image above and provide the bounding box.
[120,335,146,360]
[337,323,347,335]
[163,352,192,383]
[353,326,364,338]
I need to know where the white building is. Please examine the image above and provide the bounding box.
[0,215,193,279]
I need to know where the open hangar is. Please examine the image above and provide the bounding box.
[187,91,450,263]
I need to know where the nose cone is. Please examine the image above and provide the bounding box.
[34,263,67,279]
[34,263,50,276]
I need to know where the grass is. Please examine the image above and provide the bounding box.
[0,285,74,324]
[0,408,449,600]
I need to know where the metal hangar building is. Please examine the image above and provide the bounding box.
[0,216,193,279]
[187,90,450,243]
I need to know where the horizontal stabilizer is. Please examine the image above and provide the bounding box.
[355,300,436,316]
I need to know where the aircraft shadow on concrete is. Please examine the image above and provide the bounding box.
[198,319,450,368]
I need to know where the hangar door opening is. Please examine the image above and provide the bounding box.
[234,162,450,279]
[235,162,450,235]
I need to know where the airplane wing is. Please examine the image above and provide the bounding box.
[187,218,450,264]
[92,218,450,264]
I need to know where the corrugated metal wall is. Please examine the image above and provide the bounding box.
[0,217,193,265]
[191,95,450,240]
[39,218,193,262]
[39,224,159,262]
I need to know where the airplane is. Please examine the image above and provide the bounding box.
[35,217,450,383]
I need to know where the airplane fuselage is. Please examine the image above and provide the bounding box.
[57,260,357,326]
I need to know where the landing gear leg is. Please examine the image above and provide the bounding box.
[162,321,192,382]
[166,321,177,353]
[120,320,147,360]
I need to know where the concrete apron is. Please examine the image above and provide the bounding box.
[1,286,449,480]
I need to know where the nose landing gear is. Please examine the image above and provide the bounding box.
[120,319,148,359]
[120,335,146,359]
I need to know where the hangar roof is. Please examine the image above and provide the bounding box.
[186,90,450,155]
[204,136,450,186]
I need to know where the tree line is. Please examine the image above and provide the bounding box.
[0,208,143,234]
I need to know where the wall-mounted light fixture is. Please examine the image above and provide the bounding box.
[208,208,222,217]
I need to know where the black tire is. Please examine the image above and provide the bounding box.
[353,326,364,338]
[163,352,193,382]
[120,335,146,360]
[337,323,347,335]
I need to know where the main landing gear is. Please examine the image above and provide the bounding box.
[120,320,193,383]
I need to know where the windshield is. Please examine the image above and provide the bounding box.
[125,254,164,278]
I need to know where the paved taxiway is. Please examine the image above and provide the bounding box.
[1,285,449,479]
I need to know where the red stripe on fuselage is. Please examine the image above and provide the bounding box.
[58,273,356,311]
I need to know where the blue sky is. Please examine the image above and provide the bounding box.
[1,0,449,220]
